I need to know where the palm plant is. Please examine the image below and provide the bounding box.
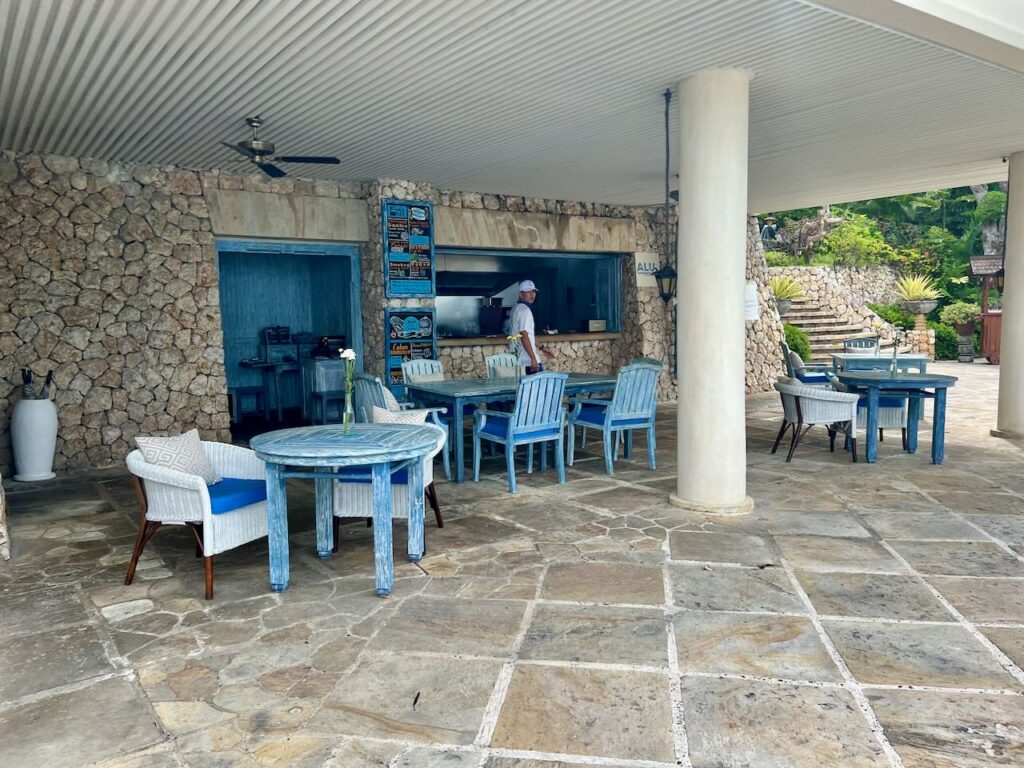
[769,276,804,301]
[895,274,941,302]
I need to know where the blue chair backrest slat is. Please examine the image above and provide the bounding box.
[484,353,519,378]
[512,372,567,431]
[353,373,387,422]
[402,359,444,381]
[610,362,662,421]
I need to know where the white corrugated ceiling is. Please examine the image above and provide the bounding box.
[1,0,1023,210]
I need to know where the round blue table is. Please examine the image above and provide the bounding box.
[251,423,442,596]
[836,371,958,464]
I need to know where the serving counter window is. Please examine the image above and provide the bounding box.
[434,248,622,339]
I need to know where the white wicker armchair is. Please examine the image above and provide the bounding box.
[125,442,268,599]
[829,375,909,449]
[772,379,861,462]
[331,424,447,549]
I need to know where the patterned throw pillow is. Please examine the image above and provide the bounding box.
[381,386,401,411]
[494,366,520,378]
[372,405,428,425]
[408,371,444,383]
[135,429,220,484]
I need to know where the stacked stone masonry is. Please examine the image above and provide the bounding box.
[2,149,785,473]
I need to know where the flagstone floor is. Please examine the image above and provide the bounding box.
[2,361,1023,767]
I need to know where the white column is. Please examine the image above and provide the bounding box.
[671,68,753,515]
[995,151,1024,438]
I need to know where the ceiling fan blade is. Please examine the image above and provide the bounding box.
[275,155,340,165]
[257,162,287,178]
[222,141,254,158]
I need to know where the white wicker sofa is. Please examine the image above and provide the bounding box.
[125,441,268,599]
[772,378,861,462]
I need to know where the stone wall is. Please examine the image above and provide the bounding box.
[745,217,787,392]
[0,150,366,474]
[769,265,898,308]
[439,337,619,379]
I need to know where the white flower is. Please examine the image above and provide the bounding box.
[339,348,356,361]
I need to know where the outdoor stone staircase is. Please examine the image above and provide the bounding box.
[784,298,892,361]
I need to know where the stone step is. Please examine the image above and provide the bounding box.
[793,321,868,332]
[803,332,882,344]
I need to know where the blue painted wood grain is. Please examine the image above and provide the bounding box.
[266,463,289,591]
[371,462,394,597]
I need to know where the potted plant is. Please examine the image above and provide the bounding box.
[939,301,981,336]
[895,274,941,316]
[939,301,981,363]
[769,276,803,317]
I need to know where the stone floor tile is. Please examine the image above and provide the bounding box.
[795,571,952,621]
[668,530,778,566]
[760,510,872,538]
[675,611,841,682]
[541,561,664,605]
[981,628,1024,668]
[868,689,1024,767]
[886,540,1024,577]
[0,623,116,700]
[859,511,986,541]
[961,514,1024,546]
[366,595,526,658]
[323,739,404,768]
[485,760,633,768]
[0,584,91,634]
[0,676,164,768]
[928,576,1024,622]
[680,677,890,767]
[490,664,673,762]
[310,654,502,745]
[519,604,667,666]
[824,620,1022,690]
[926,491,1024,516]
[668,563,806,614]
[571,485,664,513]
[774,535,907,573]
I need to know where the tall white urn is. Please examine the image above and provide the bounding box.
[11,398,58,481]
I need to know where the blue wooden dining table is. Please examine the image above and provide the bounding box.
[831,353,929,374]
[250,423,442,596]
[404,373,618,483]
[836,371,958,464]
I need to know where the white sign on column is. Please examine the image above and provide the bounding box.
[744,281,759,321]
[635,252,659,288]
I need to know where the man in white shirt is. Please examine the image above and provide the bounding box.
[509,279,542,373]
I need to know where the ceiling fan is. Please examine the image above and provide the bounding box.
[222,116,340,178]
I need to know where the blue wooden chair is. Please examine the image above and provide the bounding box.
[567,361,662,475]
[353,372,451,480]
[484,353,521,378]
[472,372,568,494]
[401,358,445,382]
[842,337,879,355]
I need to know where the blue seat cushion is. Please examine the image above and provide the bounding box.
[797,372,829,383]
[335,465,410,484]
[208,478,267,514]
[573,403,648,428]
[480,415,559,441]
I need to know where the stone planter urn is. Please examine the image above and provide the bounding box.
[776,299,792,316]
[955,321,976,363]
[901,299,938,335]
[11,397,58,481]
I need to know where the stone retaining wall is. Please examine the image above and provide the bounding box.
[769,265,899,311]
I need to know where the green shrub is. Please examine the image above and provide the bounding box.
[938,301,981,326]
[928,321,958,360]
[784,323,812,361]
[975,190,1007,224]
[868,302,915,331]
[765,252,794,267]
[813,213,897,266]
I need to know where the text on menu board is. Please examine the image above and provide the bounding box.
[385,308,437,397]
[383,199,435,297]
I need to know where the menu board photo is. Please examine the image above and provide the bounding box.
[383,199,435,298]
[385,308,437,398]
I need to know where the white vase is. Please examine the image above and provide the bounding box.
[11,398,58,481]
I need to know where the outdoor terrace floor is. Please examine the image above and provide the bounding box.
[2,361,1023,767]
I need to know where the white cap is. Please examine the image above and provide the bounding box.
[519,279,537,293]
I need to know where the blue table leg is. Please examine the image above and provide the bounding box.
[453,396,465,483]
[407,458,424,562]
[906,392,920,454]
[314,474,334,558]
[265,463,290,591]
[865,386,879,463]
[932,387,947,465]
[371,462,394,597]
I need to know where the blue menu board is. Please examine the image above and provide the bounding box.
[383,199,435,297]
[385,308,437,398]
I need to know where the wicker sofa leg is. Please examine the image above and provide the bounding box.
[125,518,161,586]
[426,482,443,528]
[204,556,214,600]
[771,422,790,454]
[785,421,805,462]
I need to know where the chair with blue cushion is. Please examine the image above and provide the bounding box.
[473,372,568,494]
[566,360,662,475]
[125,442,268,599]
[779,339,831,385]
[829,374,909,450]
[484,353,521,378]
[354,372,451,480]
